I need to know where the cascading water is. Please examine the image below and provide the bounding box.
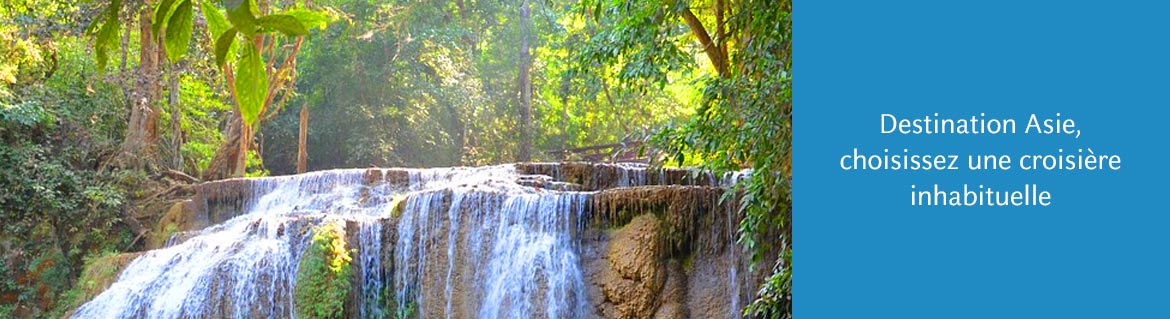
[356,219,386,319]
[390,170,590,318]
[72,163,755,319]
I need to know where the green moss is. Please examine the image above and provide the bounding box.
[53,252,139,317]
[151,223,179,247]
[395,298,417,319]
[294,222,353,319]
[681,254,696,271]
[387,195,405,219]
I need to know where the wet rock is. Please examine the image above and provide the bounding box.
[147,200,196,249]
[653,261,688,319]
[515,174,586,191]
[593,185,725,256]
[595,214,666,319]
[515,162,722,191]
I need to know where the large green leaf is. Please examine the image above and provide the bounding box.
[222,0,244,11]
[214,28,237,68]
[283,9,332,30]
[94,0,122,72]
[151,0,178,37]
[234,42,267,128]
[205,2,239,66]
[257,14,308,36]
[163,0,194,62]
[226,0,257,35]
[202,0,230,39]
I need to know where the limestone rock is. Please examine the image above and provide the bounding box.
[597,214,666,319]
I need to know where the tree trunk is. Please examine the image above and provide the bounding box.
[297,103,308,173]
[444,102,465,166]
[516,0,533,162]
[203,117,243,180]
[235,121,251,177]
[715,0,727,65]
[119,10,164,168]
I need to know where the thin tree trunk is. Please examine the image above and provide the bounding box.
[444,102,465,166]
[517,0,533,162]
[297,103,308,173]
[169,69,182,170]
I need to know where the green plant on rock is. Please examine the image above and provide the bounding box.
[294,222,353,319]
[51,251,135,317]
[395,298,417,319]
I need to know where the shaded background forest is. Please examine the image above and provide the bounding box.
[0,0,789,317]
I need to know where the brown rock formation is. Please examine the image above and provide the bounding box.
[598,214,667,319]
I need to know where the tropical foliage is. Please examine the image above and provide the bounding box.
[0,0,790,317]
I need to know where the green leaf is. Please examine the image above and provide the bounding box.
[282,9,331,30]
[84,9,105,35]
[202,0,230,39]
[256,14,308,36]
[164,0,194,62]
[593,1,601,22]
[214,28,238,68]
[234,41,267,128]
[226,0,257,35]
[151,0,178,37]
[94,0,122,72]
[94,23,114,71]
[222,0,244,11]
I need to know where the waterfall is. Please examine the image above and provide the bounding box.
[356,220,385,319]
[72,163,755,319]
[390,170,590,318]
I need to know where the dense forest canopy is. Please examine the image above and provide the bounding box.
[1,0,789,317]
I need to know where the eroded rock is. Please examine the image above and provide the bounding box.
[594,214,666,319]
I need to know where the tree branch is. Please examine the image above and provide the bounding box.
[680,7,728,76]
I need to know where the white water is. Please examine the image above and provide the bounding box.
[73,165,594,318]
[73,164,748,319]
[390,170,590,318]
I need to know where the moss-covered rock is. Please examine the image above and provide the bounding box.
[56,252,142,317]
[294,222,353,319]
[146,200,197,249]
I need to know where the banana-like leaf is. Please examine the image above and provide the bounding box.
[283,8,332,30]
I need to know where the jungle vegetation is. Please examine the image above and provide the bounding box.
[0,0,790,317]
